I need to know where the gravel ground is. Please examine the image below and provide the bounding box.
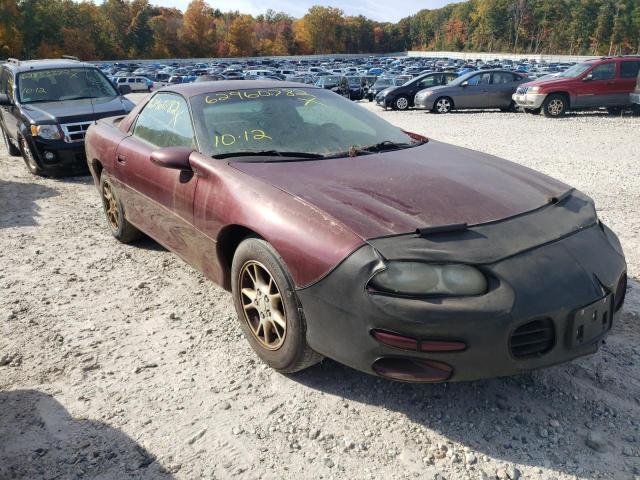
[1,96,639,480]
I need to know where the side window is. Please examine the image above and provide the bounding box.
[620,61,640,79]
[492,72,514,84]
[467,73,491,86]
[590,63,615,80]
[416,76,436,88]
[133,93,195,149]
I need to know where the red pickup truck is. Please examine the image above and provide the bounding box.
[513,56,640,117]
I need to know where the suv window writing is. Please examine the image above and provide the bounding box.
[133,93,195,149]
[17,68,117,104]
[590,63,615,80]
[620,61,640,79]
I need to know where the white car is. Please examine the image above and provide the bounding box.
[114,76,150,92]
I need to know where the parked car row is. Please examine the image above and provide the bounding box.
[372,56,640,117]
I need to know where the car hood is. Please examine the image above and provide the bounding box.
[523,76,572,88]
[21,96,134,125]
[230,141,570,240]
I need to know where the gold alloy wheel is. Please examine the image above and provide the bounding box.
[548,98,564,116]
[102,182,119,230]
[239,260,287,350]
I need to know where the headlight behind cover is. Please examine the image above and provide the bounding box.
[370,262,487,297]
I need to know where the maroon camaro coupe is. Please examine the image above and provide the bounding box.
[85,81,627,382]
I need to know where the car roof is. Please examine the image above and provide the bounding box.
[159,80,320,97]
[2,59,98,72]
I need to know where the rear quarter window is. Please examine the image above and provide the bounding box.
[620,61,640,79]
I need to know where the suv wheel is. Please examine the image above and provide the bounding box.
[2,127,21,156]
[392,96,410,110]
[231,237,323,373]
[542,94,567,118]
[20,137,44,176]
[606,106,623,116]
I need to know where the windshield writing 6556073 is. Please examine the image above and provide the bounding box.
[205,89,322,107]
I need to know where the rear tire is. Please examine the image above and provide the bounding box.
[20,137,44,176]
[392,95,410,111]
[606,106,623,115]
[231,237,323,373]
[542,94,567,118]
[433,97,453,114]
[2,127,20,156]
[100,174,143,243]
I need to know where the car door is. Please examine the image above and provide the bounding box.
[113,92,201,262]
[456,72,491,109]
[575,62,616,107]
[0,68,20,144]
[490,72,522,107]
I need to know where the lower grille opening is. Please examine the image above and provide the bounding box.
[510,318,555,359]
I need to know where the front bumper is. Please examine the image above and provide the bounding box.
[26,135,89,174]
[513,92,546,109]
[631,92,640,105]
[297,197,626,383]
[375,95,390,107]
[414,94,435,110]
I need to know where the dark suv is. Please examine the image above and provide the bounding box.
[0,58,135,175]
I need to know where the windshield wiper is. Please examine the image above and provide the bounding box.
[330,140,423,158]
[212,150,326,160]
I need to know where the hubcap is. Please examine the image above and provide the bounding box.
[397,97,408,109]
[437,99,450,113]
[548,99,564,116]
[102,183,119,230]
[239,261,286,350]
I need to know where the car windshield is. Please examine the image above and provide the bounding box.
[557,62,592,78]
[324,76,340,83]
[190,87,419,159]
[17,68,118,104]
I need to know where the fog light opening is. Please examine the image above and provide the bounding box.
[371,329,418,350]
[44,151,56,161]
[372,357,453,382]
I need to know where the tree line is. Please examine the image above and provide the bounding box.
[0,0,638,61]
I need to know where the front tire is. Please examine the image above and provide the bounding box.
[392,95,410,111]
[542,94,567,118]
[231,237,322,373]
[433,97,453,114]
[100,174,142,243]
[2,127,20,156]
[20,137,44,176]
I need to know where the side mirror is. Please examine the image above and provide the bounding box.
[150,146,194,170]
[582,74,593,82]
[117,84,132,95]
[461,81,469,87]
[0,93,11,106]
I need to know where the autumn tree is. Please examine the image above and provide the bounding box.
[181,0,216,57]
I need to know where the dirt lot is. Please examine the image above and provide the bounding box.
[1,98,639,480]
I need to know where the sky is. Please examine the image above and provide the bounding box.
[149,0,460,23]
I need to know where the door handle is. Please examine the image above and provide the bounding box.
[116,154,127,164]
